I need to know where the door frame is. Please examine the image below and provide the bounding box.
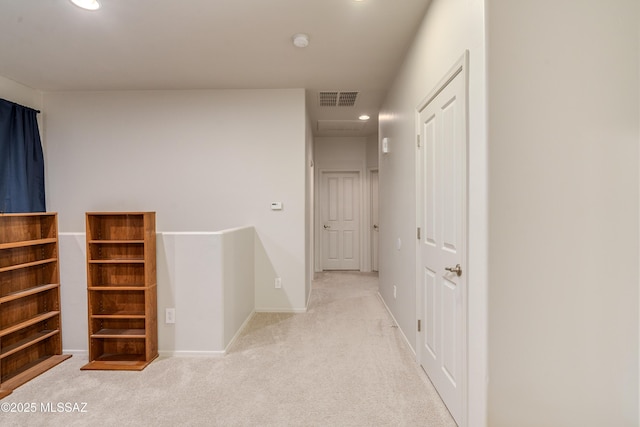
[368,167,379,272]
[315,168,365,272]
[415,51,469,426]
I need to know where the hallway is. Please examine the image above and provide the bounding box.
[2,271,455,426]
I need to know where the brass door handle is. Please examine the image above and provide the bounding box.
[323,225,331,229]
[445,264,462,277]
[373,224,379,230]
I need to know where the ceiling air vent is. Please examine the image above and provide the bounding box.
[318,91,359,107]
[319,91,338,107]
[337,91,358,107]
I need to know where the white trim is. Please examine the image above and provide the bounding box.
[377,292,415,356]
[378,290,452,407]
[255,307,308,314]
[62,349,88,356]
[367,167,379,272]
[69,312,256,358]
[416,54,466,111]
[161,225,254,236]
[362,168,371,273]
[316,167,365,272]
[224,310,255,353]
[306,284,313,309]
[159,350,226,358]
[66,349,227,358]
[161,231,220,235]
[415,51,470,427]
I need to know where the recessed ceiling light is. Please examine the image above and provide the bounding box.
[359,115,370,121]
[70,0,100,11]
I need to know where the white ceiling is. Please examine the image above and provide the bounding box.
[0,0,432,137]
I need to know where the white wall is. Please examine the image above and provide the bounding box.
[220,227,255,349]
[160,232,225,354]
[366,134,379,170]
[58,233,87,353]
[305,113,315,303]
[0,75,42,112]
[487,1,639,426]
[314,136,367,169]
[61,228,255,356]
[43,88,308,312]
[378,0,487,425]
[160,228,254,354]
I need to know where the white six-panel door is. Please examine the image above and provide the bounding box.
[417,61,467,425]
[321,171,360,270]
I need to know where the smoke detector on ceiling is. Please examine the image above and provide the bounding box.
[292,34,309,48]
[70,0,100,10]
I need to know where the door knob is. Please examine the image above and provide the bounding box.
[323,225,331,229]
[445,264,462,277]
[373,224,379,230]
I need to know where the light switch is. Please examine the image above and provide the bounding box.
[382,137,389,153]
[271,202,283,210]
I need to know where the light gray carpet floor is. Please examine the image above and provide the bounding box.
[1,271,456,426]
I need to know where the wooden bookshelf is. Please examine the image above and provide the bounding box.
[81,212,157,371]
[0,213,71,399]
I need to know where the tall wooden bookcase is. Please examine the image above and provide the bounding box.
[0,213,71,399]
[81,212,158,371]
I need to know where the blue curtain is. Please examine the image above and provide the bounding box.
[0,98,45,213]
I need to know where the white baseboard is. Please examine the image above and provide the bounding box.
[377,292,416,357]
[306,286,313,309]
[65,349,226,358]
[224,310,256,353]
[255,307,307,313]
[67,312,257,359]
[158,350,225,358]
[62,349,88,357]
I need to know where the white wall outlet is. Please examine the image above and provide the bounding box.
[165,308,176,324]
[393,285,397,299]
[275,277,282,289]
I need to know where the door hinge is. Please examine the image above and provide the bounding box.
[418,319,421,332]
[417,134,421,148]
[417,227,421,240]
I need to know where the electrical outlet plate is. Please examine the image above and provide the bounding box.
[275,277,282,289]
